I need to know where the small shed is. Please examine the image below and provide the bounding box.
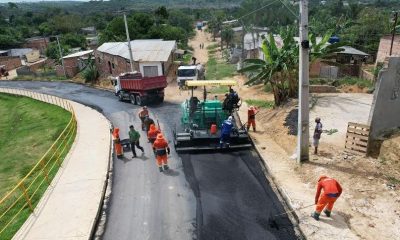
[336,46,369,64]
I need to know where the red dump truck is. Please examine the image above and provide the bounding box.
[111,72,167,106]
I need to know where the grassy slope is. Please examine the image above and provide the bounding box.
[0,93,71,197]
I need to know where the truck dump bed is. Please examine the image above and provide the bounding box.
[120,73,167,91]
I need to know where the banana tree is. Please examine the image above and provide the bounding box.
[238,30,298,106]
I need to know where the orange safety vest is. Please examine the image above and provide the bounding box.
[248,108,256,120]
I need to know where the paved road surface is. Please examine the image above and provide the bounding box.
[0,81,298,240]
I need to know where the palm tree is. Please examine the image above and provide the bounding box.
[221,26,234,49]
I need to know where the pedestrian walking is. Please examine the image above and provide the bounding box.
[152,133,170,172]
[129,125,144,158]
[112,128,123,158]
[247,106,258,132]
[219,116,233,148]
[147,124,160,143]
[311,175,342,221]
[313,117,323,154]
[138,106,149,130]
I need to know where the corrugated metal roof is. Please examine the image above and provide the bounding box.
[63,50,93,59]
[337,46,369,56]
[97,40,176,62]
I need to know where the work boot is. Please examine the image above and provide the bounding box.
[164,165,169,171]
[311,211,320,221]
[159,167,164,172]
[132,155,137,158]
[324,209,331,217]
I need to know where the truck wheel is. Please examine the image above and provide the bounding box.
[136,95,143,106]
[118,92,123,102]
[130,94,137,105]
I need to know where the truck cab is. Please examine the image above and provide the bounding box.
[177,65,205,88]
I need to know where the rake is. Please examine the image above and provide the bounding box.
[268,203,315,229]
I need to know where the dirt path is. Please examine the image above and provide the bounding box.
[189,28,211,65]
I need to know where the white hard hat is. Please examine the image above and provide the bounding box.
[228,116,233,121]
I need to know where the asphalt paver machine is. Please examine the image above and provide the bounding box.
[173,80,252,152]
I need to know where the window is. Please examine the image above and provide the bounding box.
[112,63,115,69]
[143,66,159,77]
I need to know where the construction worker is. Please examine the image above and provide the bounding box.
[138,106,149,130]
[247,106,258,132]
[152,133,170,172]
[112,128,123,158]
[219,116,233,148]
[129,125,144,158]
[143,116,155,132]
[311,175,343,221]
[147,124,160,143]
[313,117,323,154]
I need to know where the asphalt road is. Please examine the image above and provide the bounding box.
[0,81,299,240]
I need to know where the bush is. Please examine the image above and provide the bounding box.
[245,99,274,109]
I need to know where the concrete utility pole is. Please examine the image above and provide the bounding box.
[123,13,135,72]
[297,0,310,163]
[390,12,398,56]
[56,36,66,78]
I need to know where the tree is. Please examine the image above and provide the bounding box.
[155,6,169,25]
[45,42,70,61]
[238,30,299,106]
[221,26,234,49]
[62,33,86,49]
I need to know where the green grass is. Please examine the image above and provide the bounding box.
[245,99,274,109]
[14,75,68,81]
[0,93,73,239]
[339,77,373,89]
[206,43,219,50]
[205,57,236,80]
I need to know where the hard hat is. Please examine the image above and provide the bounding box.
[156,133,164,140]
[318,175,328,182]
[149,124,156,130]
[250,106,255,110]
[114,128,119,133]
[228,116,233,121]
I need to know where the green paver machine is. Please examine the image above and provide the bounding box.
[173,80,252,152]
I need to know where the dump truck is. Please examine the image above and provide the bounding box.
[173,80,251,152]
[111,72,167,106]
[177,64,205,88]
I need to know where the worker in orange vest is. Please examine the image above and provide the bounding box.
[311,175,343,220]
[147,124,161,143]
[152,133,170,172]
[112,128,123,158]
[247,106,258,132]
[138,106,149,130]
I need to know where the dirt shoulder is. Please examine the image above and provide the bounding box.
[236,88,400,239]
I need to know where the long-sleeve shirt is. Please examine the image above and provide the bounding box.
[315,178,342,201]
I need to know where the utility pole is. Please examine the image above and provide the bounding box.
[390,12,398,56]
[297,0,310,163]
[56,36,66,78]
[123,13,135,72]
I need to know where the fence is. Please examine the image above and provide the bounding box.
[0,88,77,239]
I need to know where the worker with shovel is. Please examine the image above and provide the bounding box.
[311,175,343,220]
[112,128,123,158]
[152,133,170,172]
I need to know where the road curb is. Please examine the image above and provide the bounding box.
[235,112,306,239]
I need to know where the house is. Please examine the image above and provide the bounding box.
[23,37,49,54]
[335,46,369,64]
[57,50,93,77]
[81,27,99,49]
[6,48,41,63]
[95,40,176,77]
[376,35,400,64]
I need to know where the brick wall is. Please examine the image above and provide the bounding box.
[0,56,22,70]
[376,35,400,64]
[23,38,49,54]
[95,51,138,77]
[63,57,79,78]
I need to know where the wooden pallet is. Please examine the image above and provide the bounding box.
[345,122,370,156]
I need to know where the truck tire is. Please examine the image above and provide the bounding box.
[136,95,145,106]
[130,94,137,105]
[118,92,123,102]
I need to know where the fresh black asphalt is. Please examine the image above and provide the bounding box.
[0,81,299,240]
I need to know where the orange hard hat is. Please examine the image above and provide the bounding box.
[149,124,156,131]
[156,133,164,140]
[318,175,328,182]
[114,128,120,133]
